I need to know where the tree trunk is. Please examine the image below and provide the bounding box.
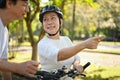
[24,0,40,61]
[26,15,38,61]
[31,43,38,60]
[71,0,76,41]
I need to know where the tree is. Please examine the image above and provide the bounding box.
[24,0,40,60]
[97,0,120,41]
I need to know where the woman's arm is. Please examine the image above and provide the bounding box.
[58,36,104,61]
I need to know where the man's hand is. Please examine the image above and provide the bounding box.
[16,60,39,77]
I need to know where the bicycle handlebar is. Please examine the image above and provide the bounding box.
[13,62,91,80]
[83,62,91,70]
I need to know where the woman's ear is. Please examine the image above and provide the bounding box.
[60,19,63,26]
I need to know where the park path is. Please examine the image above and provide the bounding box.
[78,51,120,67]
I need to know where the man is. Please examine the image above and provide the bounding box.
[0,0,39,80]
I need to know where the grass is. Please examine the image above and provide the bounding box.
[78,64,120,80]
[83,49,120,55]
[8,53,120,80]
[100,41,120,45]
[8,52,32,63]
[73,40,120,46]
[19,41,31,46]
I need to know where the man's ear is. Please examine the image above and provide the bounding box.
[6,0,13,8]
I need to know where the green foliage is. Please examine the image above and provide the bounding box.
[8,0,120,43]
[80,64,120,80]
[82,0,100,8]
[8,20,21,36]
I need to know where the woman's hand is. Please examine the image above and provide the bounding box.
[73,59,83,73]
[83,36,105,49]
[73,63,83,73]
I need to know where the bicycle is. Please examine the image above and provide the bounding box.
[13,62,91,80]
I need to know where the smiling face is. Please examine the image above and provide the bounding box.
[43,12,60,36]
[7,0,29,20]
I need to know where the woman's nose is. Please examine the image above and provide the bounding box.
[47,20,53,25]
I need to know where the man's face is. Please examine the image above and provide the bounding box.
[7,0,29,20]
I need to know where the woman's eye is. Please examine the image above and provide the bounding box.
[52,17,56,20]
[43,18,47,21]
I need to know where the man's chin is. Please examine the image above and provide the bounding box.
[17,17,24,20]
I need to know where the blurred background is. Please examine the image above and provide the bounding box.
[1,0,120,80]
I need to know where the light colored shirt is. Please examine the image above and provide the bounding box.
[38,36,80,72]
[0,18,8,59]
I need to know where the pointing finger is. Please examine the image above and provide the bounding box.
[94,36,105,42]
[99,36,105,40]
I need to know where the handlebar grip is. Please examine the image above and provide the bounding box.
[83,62,91,70]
